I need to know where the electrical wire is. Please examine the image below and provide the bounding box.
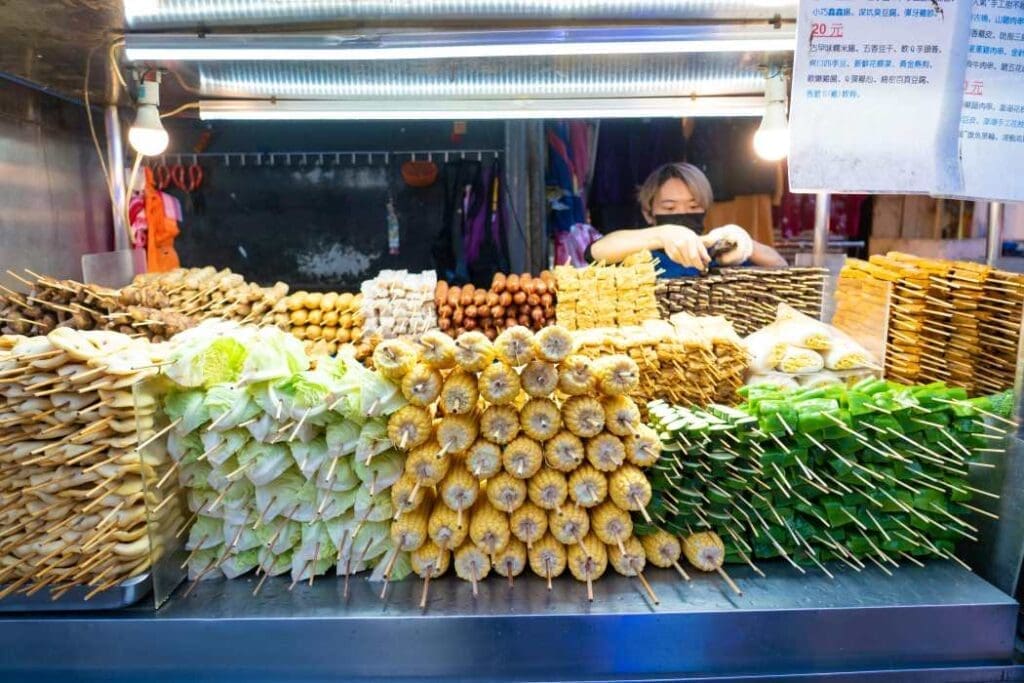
[108,40,128,95]
[83,43,116,212]
[160,102,200,119]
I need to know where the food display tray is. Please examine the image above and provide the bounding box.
[0,572,151,612]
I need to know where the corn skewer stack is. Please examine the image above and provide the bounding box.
[0,329,179,602]
[642,379,1012,591]
[384,325,665,606]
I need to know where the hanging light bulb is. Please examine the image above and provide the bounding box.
[753,70,789,161]
[128,74,169,156]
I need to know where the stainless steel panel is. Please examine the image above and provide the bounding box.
[0,573,151,613]
[125,0,798,30]
[0,562,1015,681]
[196,52,772,100]
[0,80,113,292]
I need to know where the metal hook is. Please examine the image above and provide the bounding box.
[239,153,246,167]
[444,152,450,163]
[224,154,230,167]
[318,153,324,166]
[334,153,340,165]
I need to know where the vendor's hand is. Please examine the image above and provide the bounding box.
[703,224,754,266]
[657,224,710,270]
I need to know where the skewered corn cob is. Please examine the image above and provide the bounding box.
[543,431,585,472]
[390,496,431,551]
[428,504,468,550]
[640,529,690,581]
[590,501,633,554]
[439,467,479,527]
[521,360,558,398]
[525,467,567,512]
[373,339,419,379]
[493,538,527,585]
[478,362,521,405]
[585,433,626,472]
[404,441,451,488]
[608,536,659,604]
[387,405,432,451]
[465,439,502,479]
[558,355,596,395]
[437,414,479,455]
[494,325,535,367]
[439,370,479,416]
[529,534,568,589]
[469,502,511,555]
[418,330,457,369]
[562,396,605,438]
[391,473,428,518]
[480,405,520,445]
[454,331,495,372]
[593,355,640,396]
[624,424,661,468]
[502,436,544,479]
[683,531,741,596]
[486,472,528,513]
[411,541,451,608]
[401,363,443,406]
[608,464,652,515]
[568,533,608,601]
[602,395,641,437]
[549,506,590,546]
[534,325,573,363]
[454,541,491,596]
[567,464,608,508]
[510,502,548,547]
[520,398,561,441]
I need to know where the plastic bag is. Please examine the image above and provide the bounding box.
[777,345,825,374]
[743,328,787,373]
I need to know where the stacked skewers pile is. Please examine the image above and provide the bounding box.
[0,329,178,601]
[555,252,660,330]
[572,318,748,411]
[275,290,364,357]
[836,254,1024,396]
[379,325,666,605]
[125,267,289,328]
[656,268,828,336]
[434,271,557,339]
[160,322,410,592]
[360,270,438,340]
[643,379,1011,582]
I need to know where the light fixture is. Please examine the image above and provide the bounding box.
[753,71,789,161]
[124,26,796,62]
[128,73,169,156]
[199,96,766,121]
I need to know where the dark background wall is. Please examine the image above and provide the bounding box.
[161,119,505,290]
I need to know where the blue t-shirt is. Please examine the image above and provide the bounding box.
[652,249,751,277]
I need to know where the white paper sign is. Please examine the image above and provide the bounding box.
[957,1,1024,201]
[789,0,973,195]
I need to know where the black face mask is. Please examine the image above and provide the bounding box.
[655,212,706,234]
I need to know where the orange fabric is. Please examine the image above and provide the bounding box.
[707,194,776,247]
[143,167,180,272]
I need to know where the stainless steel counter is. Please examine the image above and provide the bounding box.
[0,561,1020,682]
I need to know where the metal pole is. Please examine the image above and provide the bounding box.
[525,120,547,272]
[812,191,831,267]
[503,121,529,274]
[104,105,129,251]
[986,201,1004,266]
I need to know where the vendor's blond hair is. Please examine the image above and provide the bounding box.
[638,162,714,215]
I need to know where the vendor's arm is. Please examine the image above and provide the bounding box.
[749,241,788,267]
[589,226,709,269]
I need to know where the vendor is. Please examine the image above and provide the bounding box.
[587,162,787,276]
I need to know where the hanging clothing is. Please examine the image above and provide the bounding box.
[546,122,590,235]
[434,159,509,287]
[706,195,777,247]
[141,167,180,272]
[776,191,869,239]
[588,119,687,232]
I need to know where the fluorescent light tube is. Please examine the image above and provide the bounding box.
[126,26,795,62]
[199,97,765,121]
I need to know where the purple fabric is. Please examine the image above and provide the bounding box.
[463,165,491,265]
[556,223,603,267]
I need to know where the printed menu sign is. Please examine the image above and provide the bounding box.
[789,0,973,195]
[958,0,1024,201]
